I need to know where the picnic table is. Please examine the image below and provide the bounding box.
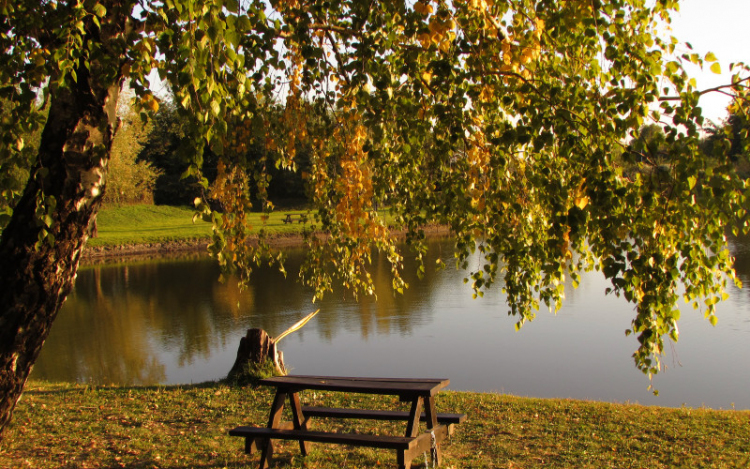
[282,213,304,224]
[229,375,467,469]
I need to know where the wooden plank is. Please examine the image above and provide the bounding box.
[228,426,421,450]
[400,427,448,469]
[259,390,287,469]
[259,376,450,397]
[229,425,451,448]
[275,375,450,384]
[405,396,423,438]
[288,392,309,455]
[300,406,467,425]
[424,395,441,466]
[242,420,294,455]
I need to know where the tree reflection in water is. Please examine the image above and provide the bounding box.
[31,236,750,410]
[33,238,452,386]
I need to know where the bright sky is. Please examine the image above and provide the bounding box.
[668,0,750,124]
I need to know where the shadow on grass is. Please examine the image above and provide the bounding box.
[24,380,241,396]
[63,461,256,469]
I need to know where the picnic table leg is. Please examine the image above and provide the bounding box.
[259,389,286,469]
[424,396,441,467]
[288,391,310,455]
[397,451,413,469]
[405,396,424,437]
[397,396,424,469]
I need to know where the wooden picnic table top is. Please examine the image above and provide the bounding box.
[259,375,450,397]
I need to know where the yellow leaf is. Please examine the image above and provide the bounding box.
[574,196,589,210]
[143,93,159,112]
[439,39,452,54]
[414,1,433,15]
[710,62,721,74]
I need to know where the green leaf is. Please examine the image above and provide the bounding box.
[92,3,106,17]
[225,0,239,12]
[210,99,221,117]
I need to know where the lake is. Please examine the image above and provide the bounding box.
[32,236,750,410]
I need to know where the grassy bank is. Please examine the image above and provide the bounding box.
[89,205,314,248]
[89,205,212,247]
[88,205,404,249]
[2,381,749,469]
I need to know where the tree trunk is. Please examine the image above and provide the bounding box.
[0,2,129,437]
[228,328,287,381]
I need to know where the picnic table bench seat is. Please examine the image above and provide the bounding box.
[229,423,449,450]
[300,406,466,433]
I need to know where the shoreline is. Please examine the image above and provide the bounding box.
[81,224,452,263]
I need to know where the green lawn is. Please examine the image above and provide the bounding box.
[89,204,404,248]
[2,381,749,469]
[89,205,314,248]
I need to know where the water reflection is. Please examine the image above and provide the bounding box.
[32,236,750,410]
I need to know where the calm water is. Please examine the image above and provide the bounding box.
[32,237,750,410]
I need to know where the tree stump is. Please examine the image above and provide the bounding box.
[228,328,286,381]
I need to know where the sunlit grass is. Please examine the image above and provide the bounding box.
[3,381,749,469]
[89,204,316,248]
[89,205,211,247]
[89,204,402,248]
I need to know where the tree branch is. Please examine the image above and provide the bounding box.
[659,77,750,102]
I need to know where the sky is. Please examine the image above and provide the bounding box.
[667,0,750,124]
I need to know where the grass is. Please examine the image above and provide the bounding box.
[88,205,318,248]
[90,205,211,247]
[2,381,749,469]
[89,204,404,249]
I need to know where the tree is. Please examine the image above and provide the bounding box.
[0,99,45,228]
[137,101,217,205]
[104,104,161,206]
[628,124,668,162]
[1,0,749,435]
[702,109,750,174]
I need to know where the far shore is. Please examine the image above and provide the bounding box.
[82,224,452,262]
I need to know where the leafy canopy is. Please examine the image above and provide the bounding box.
[2,0,750,379]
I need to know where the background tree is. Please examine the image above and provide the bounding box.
[627,124,669,163]
[136,101,214,205]
[701,108,750,175]
[0,99,45,228]
[103,104,161,206]
[1,0,750,436]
